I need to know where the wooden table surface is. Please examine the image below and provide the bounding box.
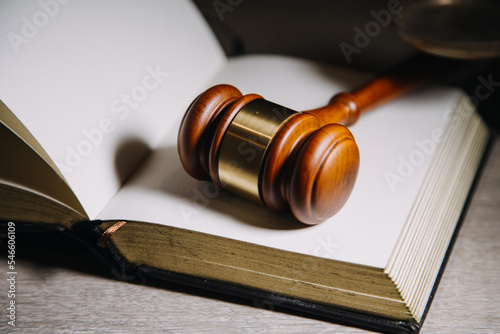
[1,135,499,333]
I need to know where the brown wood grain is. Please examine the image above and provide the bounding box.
[177,84,243,180]
[288,124,359,224]
[304,55,452,126]
[260,112,321,212]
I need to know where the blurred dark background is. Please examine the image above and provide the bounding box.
[193,0,500,129]
[193,0,416,71]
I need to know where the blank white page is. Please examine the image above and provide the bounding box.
[0,0,226,219]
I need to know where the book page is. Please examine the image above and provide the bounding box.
[0,122,86,217]
[98,55,458,268]
[0,0,226,219]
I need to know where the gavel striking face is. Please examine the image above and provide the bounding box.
[178,84,362,225]
[177,57,439,225]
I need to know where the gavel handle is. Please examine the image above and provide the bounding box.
[305,54,459,126]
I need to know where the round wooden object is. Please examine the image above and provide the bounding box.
[177,84,242,180]
[260,112,322,212]
[288,124,359,225]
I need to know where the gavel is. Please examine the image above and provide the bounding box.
[177,55,453,225]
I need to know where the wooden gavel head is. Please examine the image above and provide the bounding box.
[177,84,360,225]
[177,56,443,224]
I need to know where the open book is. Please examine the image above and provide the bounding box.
[0,1,491,333]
